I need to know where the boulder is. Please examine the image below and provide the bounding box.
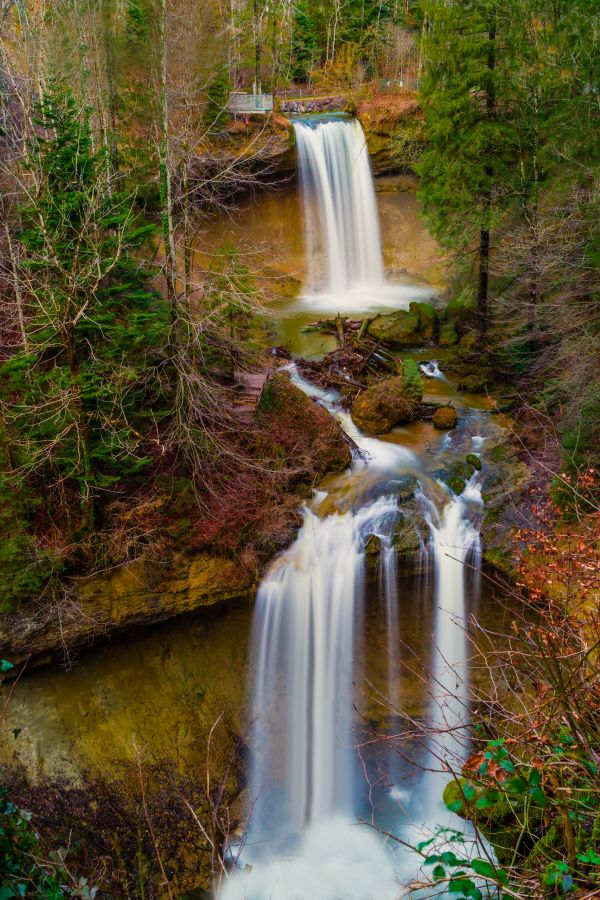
[466,453,482,471]
[366,309,421,347]
[446,287,477,331]
[458,372,490,393]
[365,533,382,568]
[350,363,423,435]
[439,321,459,347]
[432,405,458,430]
[409,301,439,341]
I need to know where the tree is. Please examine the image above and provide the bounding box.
[203,66,231,134]
[418,0,510,348]
[291,0,318,82]
[0,86,168,537]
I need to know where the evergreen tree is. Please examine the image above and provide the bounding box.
[291,0,318,82]
[418,0,511,347]
[0,86,168,543]
[203,66,231,134]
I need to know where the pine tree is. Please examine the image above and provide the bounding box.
[203,66,231,134]
[291,1,318,82]
[418,0,511,347]
[0,86,168,540]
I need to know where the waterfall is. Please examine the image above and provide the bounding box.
[420,480,483,816]
[222,498,402,900]
[294,117,384,297]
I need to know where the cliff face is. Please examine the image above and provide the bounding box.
[0,552,256,670]
[193,91,423,181]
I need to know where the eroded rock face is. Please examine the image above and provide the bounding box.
[350,368,423,435]
[0,553,255,669]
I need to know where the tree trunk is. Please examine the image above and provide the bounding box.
[476,18,496,351]
[476,223,489,349]
[157,0,177,323]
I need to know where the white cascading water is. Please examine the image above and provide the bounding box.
[222,498,403,900]
[222,117,485,898]
[420,480,483,818]
[295,117,384,297]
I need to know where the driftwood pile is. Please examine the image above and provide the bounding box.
[296,315,397,399]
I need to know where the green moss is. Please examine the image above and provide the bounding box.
[367,310,421,347]
[483,546,512,575]
[409,301,439,341]
[392,524,421,553]
[439,322,459,347]
[466,453,482,470]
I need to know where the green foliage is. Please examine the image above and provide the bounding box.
[417,0,511,248]
[0,85,168,602]
[432,737,600,896]
[0,782,93,898]
[291,1,318,82]
[203,67,231,135]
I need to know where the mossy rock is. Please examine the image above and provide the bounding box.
[523,823,564,875]
[365,534,382,568]
[438,321,459,347]
[457,331,477,355]
[391,524,421,553]
[395,475,418,503]
[256,373,351,474]
[350,365,423,435]
[443,778,528,867]
[432,405,458,429]
[466,453,482,471]
[366,309,422,347]
[458,374,488,394]
[483,546,512,575]
[409,301,439,341]
[446,287,477,331]
[436,461,474,495]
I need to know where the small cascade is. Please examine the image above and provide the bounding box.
[294,117,383,297]
[419,360,446,381]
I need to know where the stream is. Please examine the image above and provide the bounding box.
[0,115,515,899]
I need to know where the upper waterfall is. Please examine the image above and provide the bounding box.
[294,117,384,297]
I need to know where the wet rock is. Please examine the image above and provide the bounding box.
[466,453,482,471]
[432,405,458,429]
[409,301,439,341]
[350,365,423,435]
[458,372,491,393]
[366,309,421,347]
[438,321,459,347]
[365,533,382,568]
[394,474,418,503]
[435,460,474,496]
[392,523,422,553]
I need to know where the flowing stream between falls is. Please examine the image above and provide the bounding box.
[221,116,489,900]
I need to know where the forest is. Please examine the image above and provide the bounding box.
[0,1,599,898]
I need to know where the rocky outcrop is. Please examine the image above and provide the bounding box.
[280,96,348,115]
[0,552,256,670]
[350,362,423,434]
[366,301,440,348]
